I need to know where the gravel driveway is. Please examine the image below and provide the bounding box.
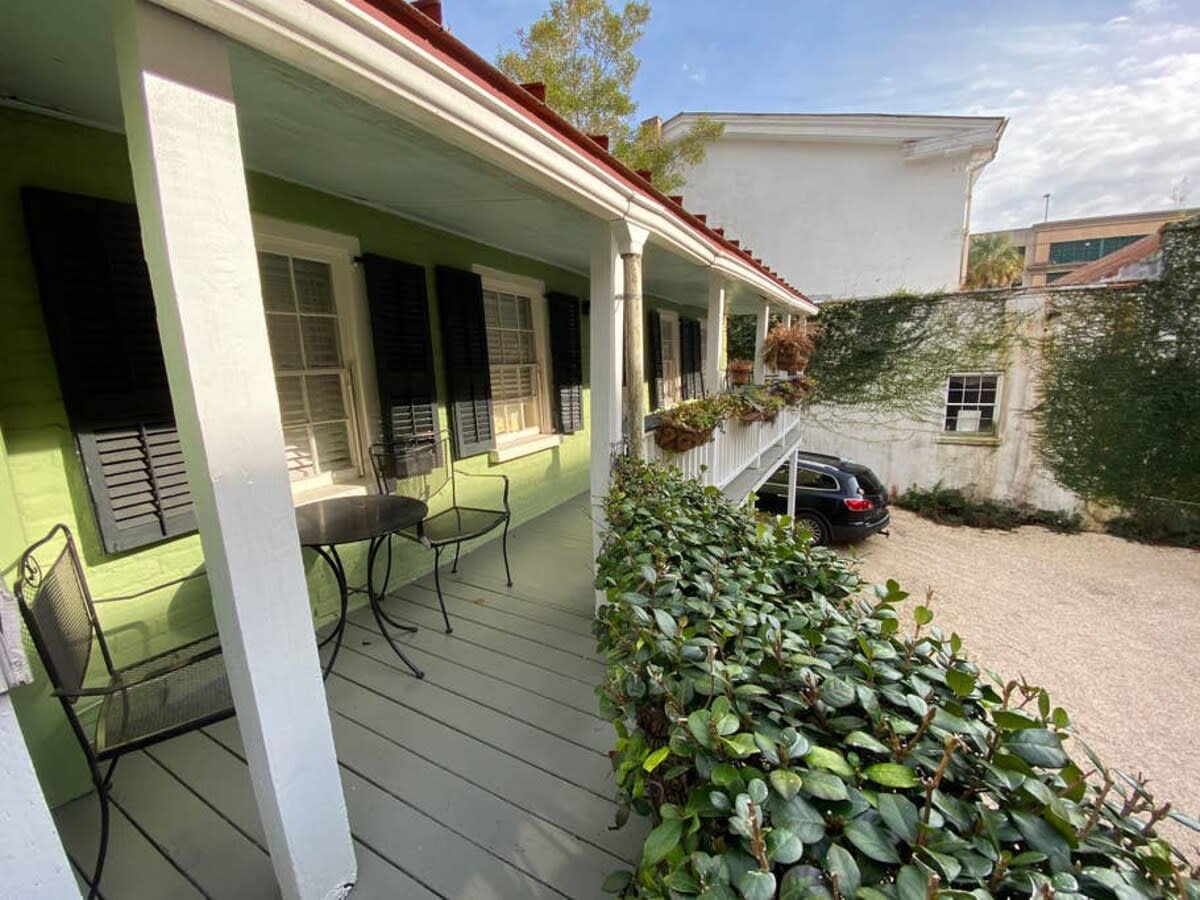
[849,509,1200,848]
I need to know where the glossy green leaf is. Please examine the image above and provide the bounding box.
[844,819,901,864]
[877,793,920,844]
[945,667,977,697]
[863,763,919,788]
[805,747,854,777]
[643,746,670,772]
[770,769,803,801]
[800,770,848,802]
[738,869,777,900]
[642,818,683,866]
[1004,729,1068,769]
[825,843,860,899]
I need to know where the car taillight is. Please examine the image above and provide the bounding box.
[844,498,874,512]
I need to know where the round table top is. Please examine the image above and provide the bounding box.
[295,494,428,547]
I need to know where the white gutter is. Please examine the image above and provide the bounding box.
[152,0,814,314]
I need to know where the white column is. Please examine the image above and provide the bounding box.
[589,225,624,609]
[614,221,649,460]
[786,448,799,519]
[705,272,727,394]
[752,301,771,383]
[784,313,793,328]
[112,5,355,899]
[0,636,78,898]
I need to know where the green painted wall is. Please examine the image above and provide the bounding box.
[0,107,607,805]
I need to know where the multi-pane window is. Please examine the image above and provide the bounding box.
[944,374,1000,433]
[484,289,543,438]
[1048,234,1144,265]
[258,251,357,480]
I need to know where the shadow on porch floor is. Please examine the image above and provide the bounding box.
[53,493,641,899]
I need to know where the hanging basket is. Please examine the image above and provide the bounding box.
[773,349,808,373]
[654,423,715,453]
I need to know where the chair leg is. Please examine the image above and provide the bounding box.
[502,517,513,587]
[87,764,112,900]
[451,541,461,574]
[432,546,453,634]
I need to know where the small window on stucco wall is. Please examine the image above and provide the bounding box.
[944,374,1000,433]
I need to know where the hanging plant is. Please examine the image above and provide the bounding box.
[728,359,754,386]
[769,375,817,407]
[654,396,729,452]
[762,321,819,372]
[728,385,786,423]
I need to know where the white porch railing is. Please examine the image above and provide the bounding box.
[644,406,803,490]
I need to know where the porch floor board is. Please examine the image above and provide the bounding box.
[52,494,640,899]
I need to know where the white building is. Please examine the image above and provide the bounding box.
[661,113,1007,299]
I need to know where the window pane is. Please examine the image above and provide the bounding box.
[301,316,341,368]
[292,259,335,313]
[312,422,353,472]
[258,253,294,312]
[276,376,306,425]
[283,427,315,481]
[305,374,346,421]
[266,315,303,370]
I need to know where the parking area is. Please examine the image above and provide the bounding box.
[850,509,1200,844]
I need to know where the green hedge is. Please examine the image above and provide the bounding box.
[594,459,1197,899]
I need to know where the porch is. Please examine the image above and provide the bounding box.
[52,496,637,899]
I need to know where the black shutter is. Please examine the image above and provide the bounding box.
[362,254,442,466]
[21,187,196,553]
[647,309,665,410]
[680,317,705,399]
[434,266,494,459]
[547,292,584,434]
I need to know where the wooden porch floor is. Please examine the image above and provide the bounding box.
[53,494,641,899]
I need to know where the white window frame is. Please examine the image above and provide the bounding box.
[943,371,1003,435]
[472,265,558,457]
[253,216,374,498]
[657,309,683,406]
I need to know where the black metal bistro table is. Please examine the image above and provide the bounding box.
[296,495,428,679]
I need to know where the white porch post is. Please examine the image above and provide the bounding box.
[589,225,625,609]
[112,4,355,899]
[615,221,650,460]
[786,448,799,519]
[753,301,771,383]
[784,313,793,328]
[705,272,727,394]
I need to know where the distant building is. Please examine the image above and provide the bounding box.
[662,113,1006,299]
[978,207,1198,287]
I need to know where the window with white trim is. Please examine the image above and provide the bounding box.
[258,250,359,481]
[944,373,1000,434]
[482,277,552,444]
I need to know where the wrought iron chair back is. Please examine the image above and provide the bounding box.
[15,524,233,900]
[368,437,512,633]
[17,525,115,702]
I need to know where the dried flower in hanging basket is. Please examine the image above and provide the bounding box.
[762,321,820,372]
[728,359,753,386]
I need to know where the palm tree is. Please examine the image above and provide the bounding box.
[964,234,1024,289]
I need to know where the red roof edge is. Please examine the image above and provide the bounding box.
[347,0,806,304]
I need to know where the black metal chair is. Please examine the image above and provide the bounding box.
[15,525,234,899]
[370,437,512,633]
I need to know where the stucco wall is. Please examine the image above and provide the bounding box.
[800,292,1084,513]
[675,137,973,298]
[0,107,605,805]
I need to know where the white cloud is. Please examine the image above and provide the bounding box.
[952,16,1200,229]
[681,62,706,85]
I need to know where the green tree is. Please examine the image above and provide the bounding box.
[964,233,1024,288]
[497,0,722,194]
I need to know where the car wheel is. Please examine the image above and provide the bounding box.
[796,513,828,546]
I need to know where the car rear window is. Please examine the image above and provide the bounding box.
[765,465,839,492]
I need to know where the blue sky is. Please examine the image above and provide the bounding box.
[450,0,1200,231]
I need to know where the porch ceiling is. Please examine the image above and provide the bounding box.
[1,0,768,313]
